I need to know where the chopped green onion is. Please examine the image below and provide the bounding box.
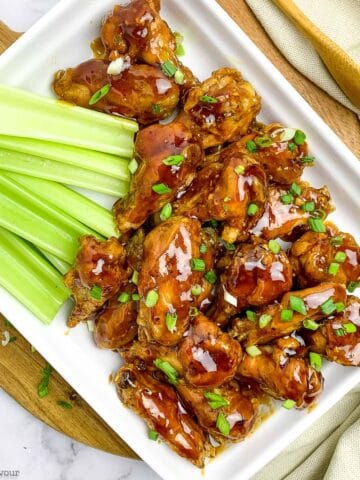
[216,411,230,436]
[289,296,307,315]
[301,156,315,163]
[163,154,184,166]
[199,95,218,103]
[57,400,73,410]
[204,391,229,409]
[160,203,172,221]
[152,183,172,195]
[301,201,315,212]
[255,136,272,148]
[118,292,130,303]
[145,290,159,308]
[132,293,140,301]
[246,345,262,357]
[280,309,293,322]
[294,130,306,145]
[191,258,206,271]
[166,312,177,333]
[152,103,161,114]
[131,270,139,285]
[343,323,357,334]
[303,319,319,330]
[191,284,202,296]
[38,365,53,399]
[335,328,345,337]
[245,140,257,153]
[246,310,257,322]
[281,193,294,205]
[328,262,340,275]
[189,307,199,317]
[234,164,245,175]
[334,251,347,263]
[199,244,208,254]
[335,302,345,313]
[347,281,360,293]
[259,314,272,328]
[289,182,301,196]
[148,430,159,441]
[175,43,185,56]
[128,158,138,174]
[309,352,322,371]
[89,84,111,105]
[321,298,336,315]
[161,60,177,77]
[247,203,258,216]
[288,142,296,152]
[282,399,296,410]
[204,270,217,284]
[90,286,102,300]
[207,219,219,229]
[153,358,179,385]
[268,239,281,254]
[174,70,185,85]
[330,236,343,246]
[224,241,236,251]
[309,218,326,233]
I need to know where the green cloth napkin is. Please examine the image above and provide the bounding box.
[246,0,360,116]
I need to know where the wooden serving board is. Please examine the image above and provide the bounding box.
[0,0,359,459]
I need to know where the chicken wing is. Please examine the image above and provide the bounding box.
[54,60,179,125]
[64,236,129,327]
[115,364,213,467]
[113,121,203,232]
[230,283,347,346]
[290,228,360,288]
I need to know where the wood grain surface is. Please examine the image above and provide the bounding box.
[0,0,359,459]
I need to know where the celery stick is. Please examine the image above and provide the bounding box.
[38,248,71,275]
[0,84,138,156]
[0,149,129,196]
[0,227,69,324]
[0,174,98,263]
[0,135,130,180]
[8,174,118,238]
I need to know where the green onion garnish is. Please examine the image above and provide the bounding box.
[131,270,139,285]
[118,292,130,303]
[334,251,346,263]
[289,296,307,315]
[166,312,177,333]
[191,258,206,271]
[204,391,229,409]
[160,203,172,221]
[281,193,294,205]
[268,239,281,254]
[148,430,159,441]
[234,164,245,175]
[199,95,218,103]
[335,302,345,313]
[259,314,272,328]
[328,262,340,275]
[57,400,73,409]
[191,284,202,296]
[303,319,319,330]
[128,158,139,175]
[199,244,208,254]
[294,130,306,145]
[174,70,185,85]
[153,358,178,385]
[152,103,161,114]
[309,352,322,372]
[161,60,177,77]
[347,281,360,293]
[343,323,357,334]
[301,156,315,163]
[309,218,326,233]
[189,306,199,317]
[335,328,345,337]
[246,345,262,357]
[321,298,336,315]
[152,183,172,195]
[175,43,185,57]
[89,84,111,105]
[289,182,301,196]
[246,310,257,322]
[330,236,343,246]
[216,411,230,436]
[282,399,296,410]
[247,203,258,216]
[132,293,140,301]
[224,241,236,251]
[255,136,272,148]
[280,309,293,322]
[145,290,159,308]
[38,365,53,399]
[301,201,315,212]
[288,142,296,152]
[204,270,217,284]
[163,154,184,166]
[90,285,102,300]
[246,140,257,153]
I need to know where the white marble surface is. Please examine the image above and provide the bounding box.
[0,1,158,479]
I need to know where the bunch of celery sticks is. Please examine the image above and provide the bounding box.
[0,84,138,324]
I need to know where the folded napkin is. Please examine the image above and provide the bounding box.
[246,0,360,116]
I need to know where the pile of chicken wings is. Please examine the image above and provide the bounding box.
[55,0,360,467]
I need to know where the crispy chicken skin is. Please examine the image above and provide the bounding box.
[137,217,215,345]
[115,365,214,467]
[177,380,257,442]
[304,296,360,366]
[233,124,310,185]
[113,122,203,232]
[64,236,128,328]
[53,60,180,125]
[180,68,261,148]
[178,315,242,387]
[237,336,323,407]
[212,240,293,326]
[230,283,347,346]
[251,183,333,240]
[290,229,360,288]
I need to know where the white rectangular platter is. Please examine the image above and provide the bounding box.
[0,1,359,479]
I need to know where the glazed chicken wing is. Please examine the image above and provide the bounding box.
[178,315,242,387]
[115,365,213,467]
[113,121,203,232]
[304,296,360,366]
[251,182,333,240]
[230,283,347,346]
[290,228,360,288]
[237,336,323,407]
[53,60,180,125]
[137,217,215,345]
[64,236,128,327]
[179,68,260,148]
[212,240,293,326]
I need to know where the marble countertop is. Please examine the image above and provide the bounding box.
[0,1,159,479]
